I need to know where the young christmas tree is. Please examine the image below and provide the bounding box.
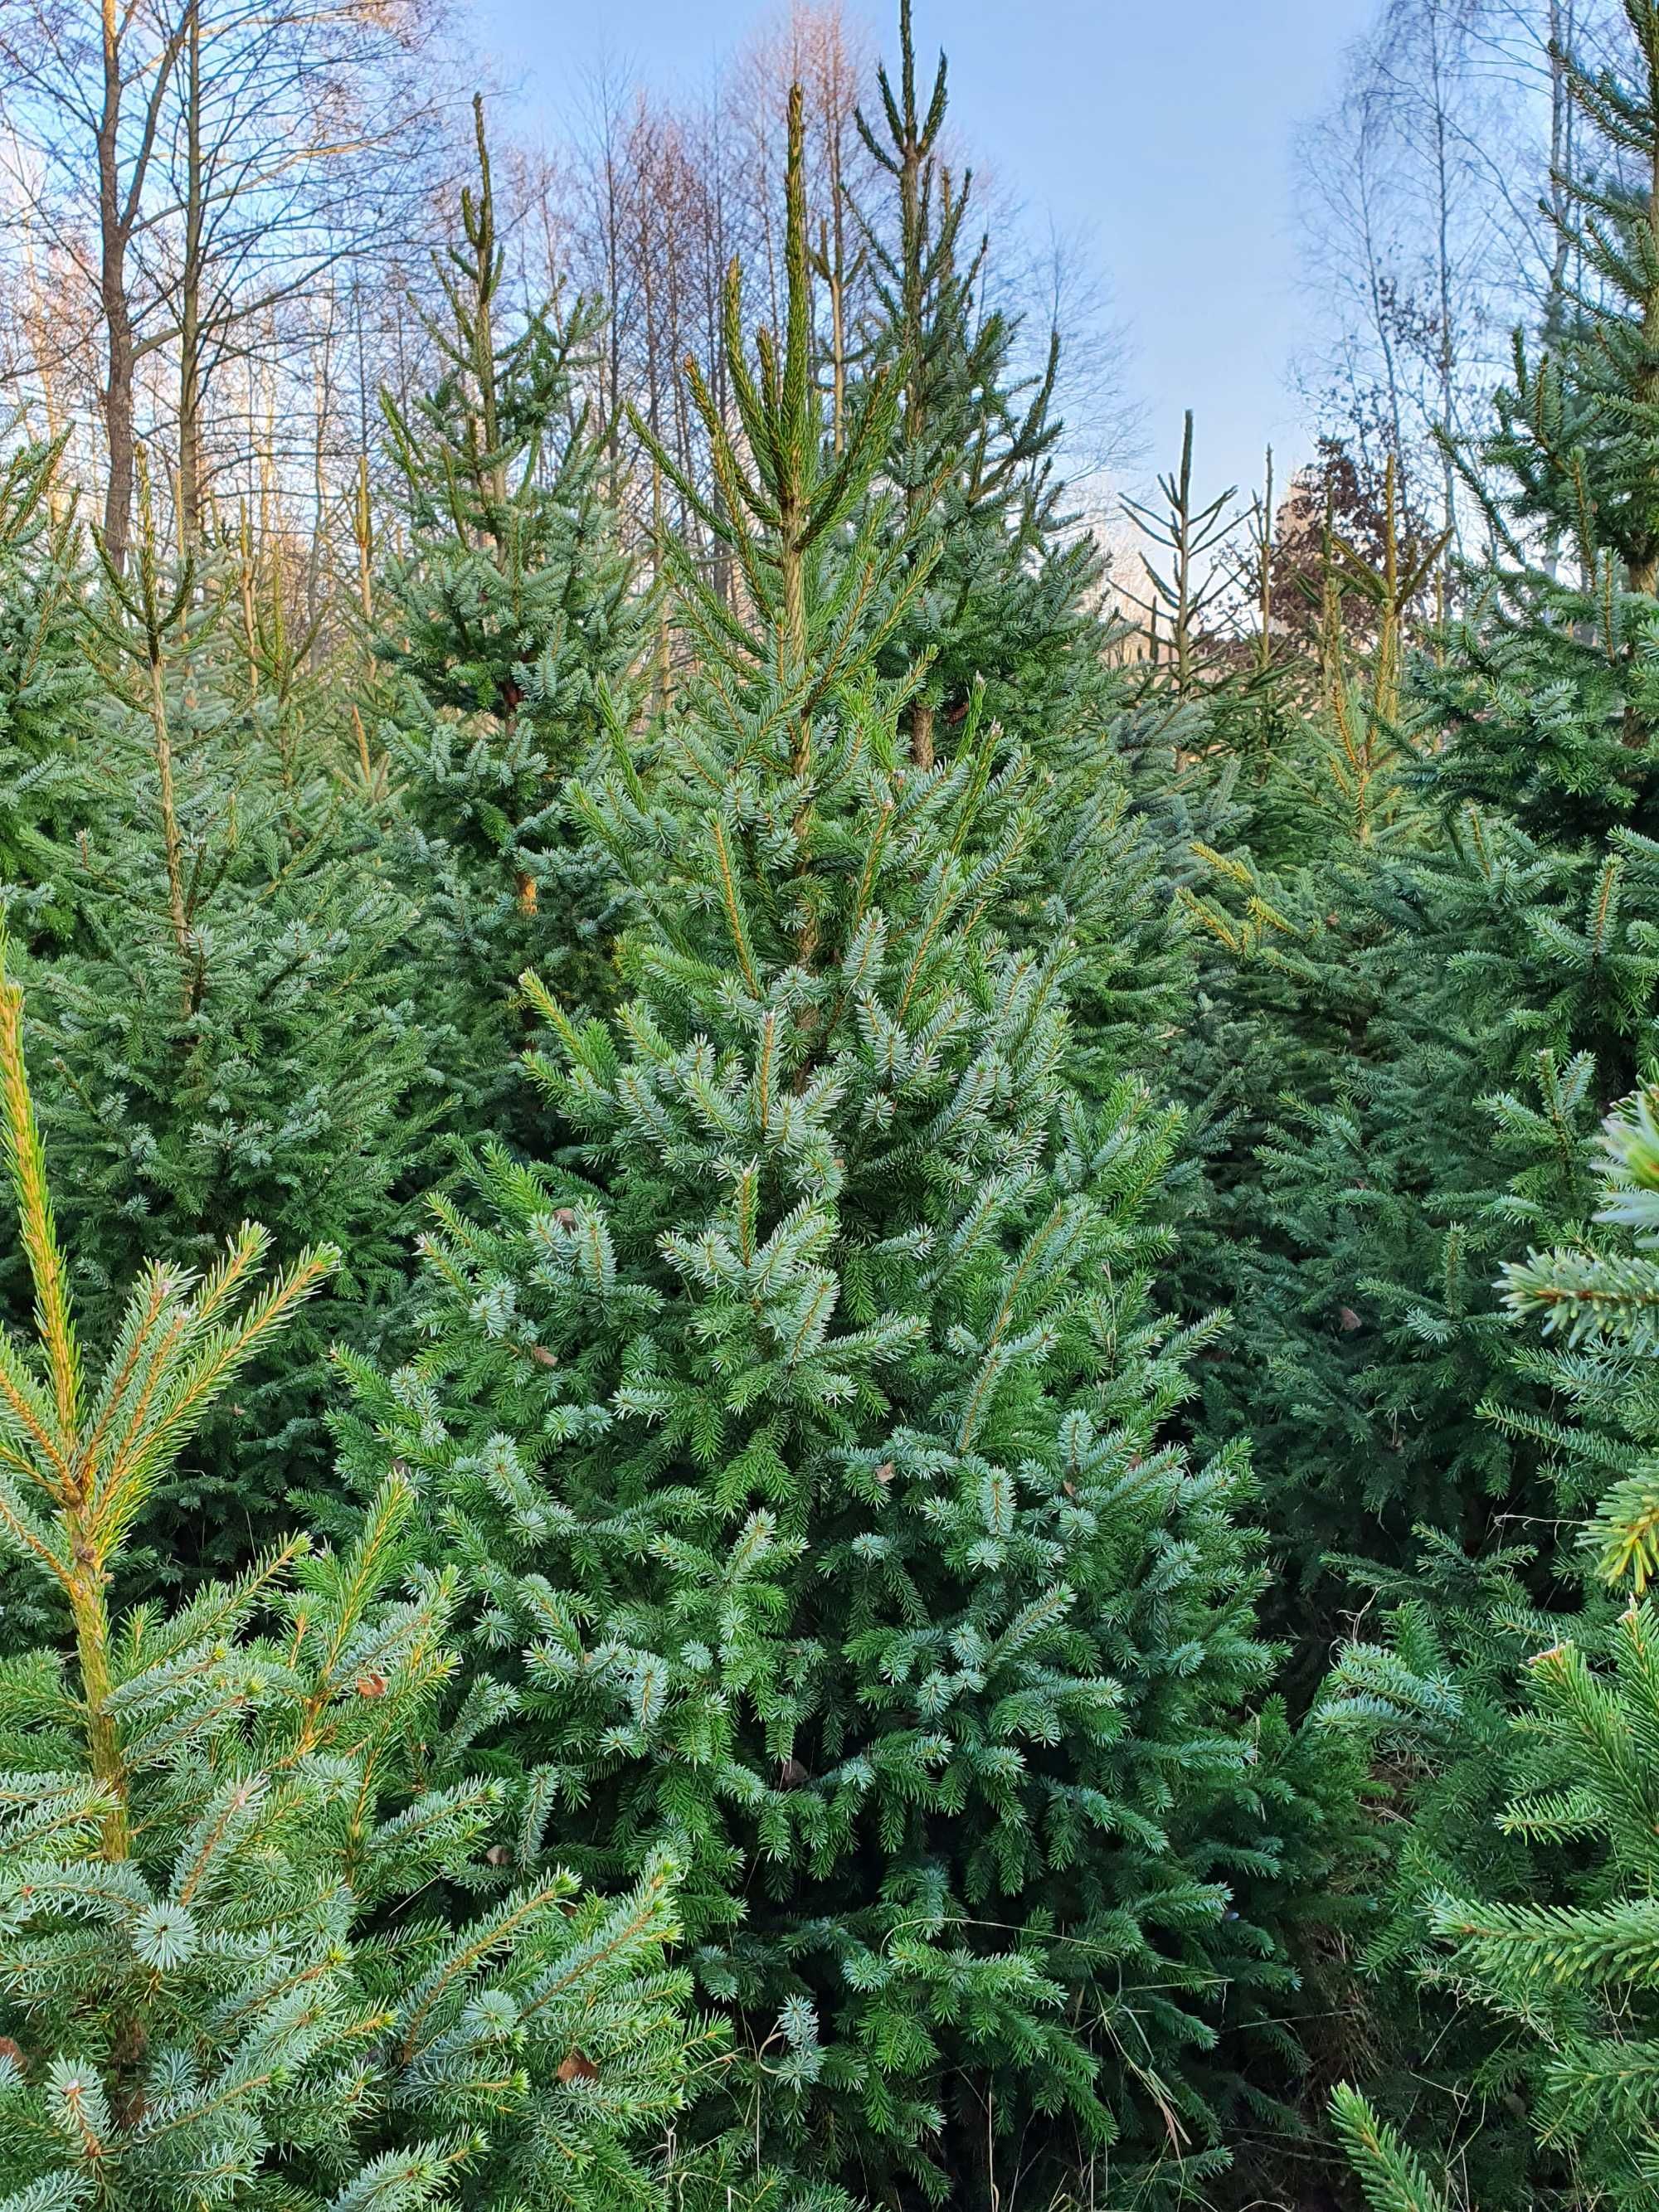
[1149,464,1494,1646]
[0,457,443,1596]
[0,421,96,934]
[839,6,1190,1097]
[1324,1067,1659,2211]
[846,1,1103,770]
[377,96,646,1138]
[339,83,1349,2210]
[0,949,703,2212]
[1161,0,1659,1635]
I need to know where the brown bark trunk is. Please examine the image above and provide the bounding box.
[176,2,205,553]
[1628,59,1659,613]
[98,0,135,571]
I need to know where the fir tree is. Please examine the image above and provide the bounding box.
[1156,468,1496,1631]
[0,950,703,2212]
[1181,27,1659,2098]
[848,1,1109,770]
[2,457,441,1592]
[1165,0,1659,1621]
[341,84,1334,2211]
[843,9,1191,1101]
[0,421,95,929]
[377,96,645,1132]
[1322,1072,1659,2210]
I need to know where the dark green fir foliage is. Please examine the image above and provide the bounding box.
[1165,462,1422,1157]
[1248,0,1659,1568]
[847,1,1109,771]
[1017,700,1195,1098]
[1318,1529,1559,2209]
[338,85,1324,2212]
[1182,801,1659,1621]
[1152,473,1500,1621]
[1182,1027,1618,1634]
[3,458,441,1587]
[377,95,645,1119]
[0,422,95,921]
[221,494,360,837]
[1165,0,1659,1611]
[0,958,703,2212]
[1323,1077,1659,2211]
[1073,424,1292,1133]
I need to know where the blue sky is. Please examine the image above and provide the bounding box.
[467,0,1379,504]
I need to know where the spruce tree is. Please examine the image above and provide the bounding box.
[377,96,645,1133]
[844,8,1190,1097]
[0,953,703,2212]
[1324,1072,1659,2210]
[1157,469,1490,1633]
[1166,0,1659,1623]
[847,2,1113,768]
[0,421,95,929]
[2,458,441,1591]
[339,85,1336,2210]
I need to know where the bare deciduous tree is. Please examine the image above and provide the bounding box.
[0,0,460,563]
[1292,0,1625,534]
